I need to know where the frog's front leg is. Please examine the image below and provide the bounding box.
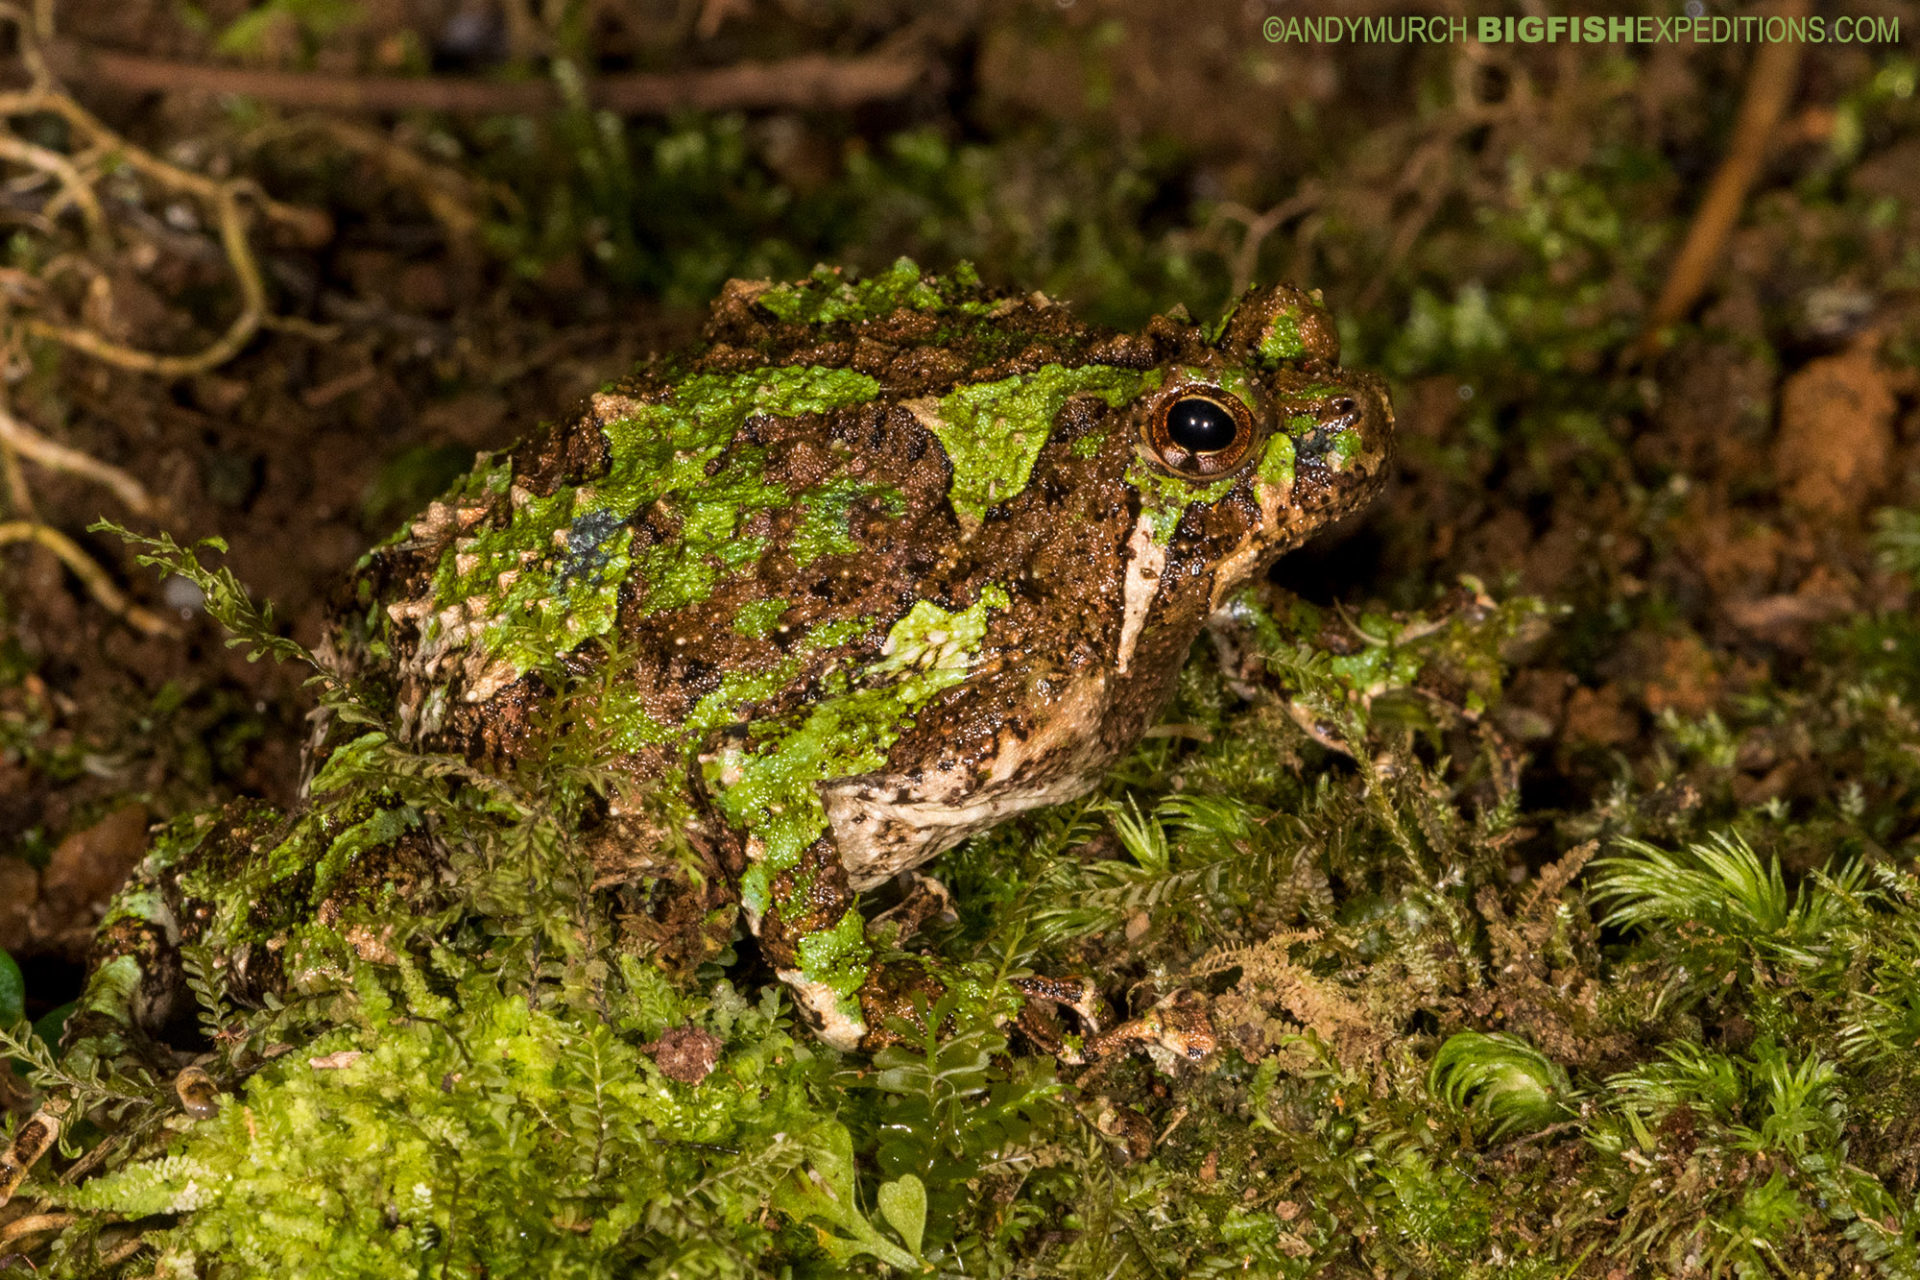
[740,834,890,1050]
[734,832,1053,1051]
[740,837,1170,1063]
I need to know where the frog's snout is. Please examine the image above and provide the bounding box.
[1349,372,1396,463]
[1287,371,1393,478]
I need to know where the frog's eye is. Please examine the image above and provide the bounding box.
[1146,386,1257,479]
[1167,397,1239,451]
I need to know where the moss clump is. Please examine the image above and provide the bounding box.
[755,256,991,326]
[53,959,868,1276]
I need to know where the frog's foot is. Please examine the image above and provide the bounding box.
[1082,989,1218,1066]
[847,957,949,1048]
[1011,974,1107,1064]
[867,871,957,947]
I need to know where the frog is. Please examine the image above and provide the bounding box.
[60,258,1393,1079]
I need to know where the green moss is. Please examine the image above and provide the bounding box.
[51,968,865,1277]
[425,366,880,684]
[794,908,872,999]
[755,257,989,325]
[927,365,1160,528]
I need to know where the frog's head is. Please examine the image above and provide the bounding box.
[1094,283,1394,686]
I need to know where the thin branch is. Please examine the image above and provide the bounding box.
[0,403,160,516]
[40,41,929,117]
[0,433,35,516]
[0,519,176,635]
[0,1212,74,1243]
[0,87,333,244]
[0,132,105,247]
[0,1210,76,1243]
[248,117,487,245]
[1629,0,1810,360]
[22,183,268,378]
[1210,190,1319,294]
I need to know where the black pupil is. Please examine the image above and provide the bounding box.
[1166,396,1240,453]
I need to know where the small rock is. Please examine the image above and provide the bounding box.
[1774,347,1895,518]
[33,805,150,954]
[644,1025,723,1085]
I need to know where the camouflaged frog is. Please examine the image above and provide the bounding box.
[72,260,1393,1066]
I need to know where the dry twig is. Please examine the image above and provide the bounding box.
[42,40,927,117]
[1208,190,1321,294]
[0,85,332,245]
[0,132,106,247]
[0,521,176,636]
[0,404,160,516]
[1630,0,1810,360]
[21,183,269,379]
[0,1210,75,1243]
[246,117,489,246]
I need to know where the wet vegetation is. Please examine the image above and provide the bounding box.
[3,0,1920,1274]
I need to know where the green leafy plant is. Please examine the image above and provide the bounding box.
[1429,1031,1573,1140]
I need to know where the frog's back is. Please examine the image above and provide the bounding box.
[334,260,1160,777]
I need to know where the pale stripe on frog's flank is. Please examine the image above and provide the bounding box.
[906,365,1163,535]
[390,366,881,708]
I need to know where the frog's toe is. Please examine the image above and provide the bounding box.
[1084,989,1218,1066]
[1011,974,1109,1063]
[776,968,870,1052]
[868,870,958,946]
